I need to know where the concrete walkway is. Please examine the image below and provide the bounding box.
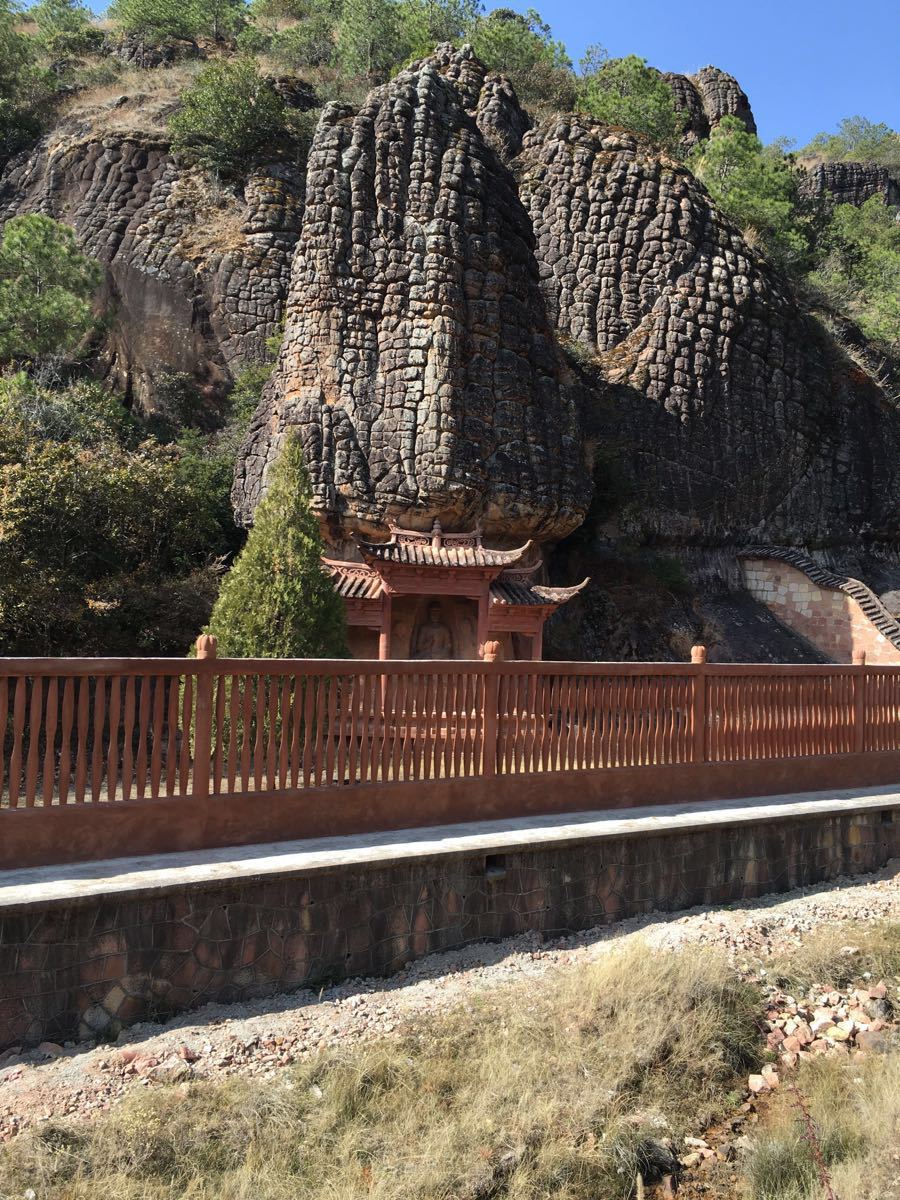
[2,785,899,909]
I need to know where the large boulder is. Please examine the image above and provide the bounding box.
[233,46,590,541]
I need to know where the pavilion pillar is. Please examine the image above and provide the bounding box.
[531,623,544,662]
[378,592,393,661]
[476,591,489,659]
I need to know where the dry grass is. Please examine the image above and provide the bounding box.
[0,943,762,1200]
[746,1052,900,1200]
[765,920,900,994]
[57,61,203,137]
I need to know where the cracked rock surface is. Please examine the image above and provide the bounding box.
[803,160,900,207]
[233,46,590,540]
[0,126,302,409]
[665,65,756,148]
[518,116,900,542]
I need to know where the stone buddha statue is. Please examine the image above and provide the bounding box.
[413,601,454,659]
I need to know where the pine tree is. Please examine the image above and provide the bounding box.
[204,435,348,658]
[0,214,101,365]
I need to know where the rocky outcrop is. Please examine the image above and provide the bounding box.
[802,161,899,207]
[664,66,756,147]
[0,123,302,409]
[518,117,900,543]
[233,46,590,541]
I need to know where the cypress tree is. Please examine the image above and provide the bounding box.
[205,436,348,657]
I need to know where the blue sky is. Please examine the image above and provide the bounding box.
[501,0,900,147]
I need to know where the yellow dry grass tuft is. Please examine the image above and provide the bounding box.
[746,1051,900,1200]
[0,943,762,1200]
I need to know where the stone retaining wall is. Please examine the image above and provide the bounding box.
[2,804,899,1049]
[742,558,900,664]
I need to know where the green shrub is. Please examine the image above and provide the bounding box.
[169,56,290,176]
[204,434,347,658]
[577,49,683,149]
[809,196,900,352]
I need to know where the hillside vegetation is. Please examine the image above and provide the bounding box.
[0,0,897,655]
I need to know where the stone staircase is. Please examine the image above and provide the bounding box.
[740,546,900,655]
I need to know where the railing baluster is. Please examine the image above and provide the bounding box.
[90,677,105,804]
[25,676,43,807]
[41,677,58,806]
[106,678,121,803]
[58,678,74,805]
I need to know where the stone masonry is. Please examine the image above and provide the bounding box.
[1,800,899,1049]
[743,558,900,664]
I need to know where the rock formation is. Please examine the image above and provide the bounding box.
[0,113,303,409]
[664,66,756,147]
[802,160,899,207]
[517,116,900,543]
[233,46,590,542]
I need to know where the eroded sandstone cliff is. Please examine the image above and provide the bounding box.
[803,160,900,207]
[0,101,303,409]
[518,117,900,544]
[233,46,591,542]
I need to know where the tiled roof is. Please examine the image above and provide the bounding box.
[322,560,383,600]
[356,523,533,569]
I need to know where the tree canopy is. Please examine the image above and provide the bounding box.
[804,116,900,169]
[689,116,817,271]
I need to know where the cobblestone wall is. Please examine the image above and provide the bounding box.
[743,559,900,664]
[2,808,898,1049]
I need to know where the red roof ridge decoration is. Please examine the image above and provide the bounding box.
[355,519,534,570]
[490,576,590,608]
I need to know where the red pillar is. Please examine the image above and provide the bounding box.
[476,590,489,660]
[378,592,393,661]
[531,622,543,662]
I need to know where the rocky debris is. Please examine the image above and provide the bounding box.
[0,129,302,410]
[268,76,320,112]
[757,975,897,1077]
[103,33,204,69]
[233,45,590,540]
[664,65,757,148]
[518,115,900,543]
[0,861,898,1145]
[802,160,900,207]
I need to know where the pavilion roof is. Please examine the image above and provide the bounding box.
[322,560,383,600]
[355,521,533,570]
